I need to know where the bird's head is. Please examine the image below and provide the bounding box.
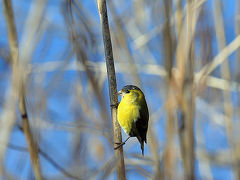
[118,85,144,101]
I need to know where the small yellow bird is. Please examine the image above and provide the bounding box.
[116,85,149,155]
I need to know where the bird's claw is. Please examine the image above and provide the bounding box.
[110,102,119,109]
[114,142,125,150]
[114,142,122,145]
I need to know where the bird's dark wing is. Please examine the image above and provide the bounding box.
[136,99,149,143]
[135,99,149,155]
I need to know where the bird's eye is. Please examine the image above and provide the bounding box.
[126,90,130,93]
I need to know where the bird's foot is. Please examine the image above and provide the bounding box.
[110,102,119,109]
[114,142,126,150]
[114,137,130,150]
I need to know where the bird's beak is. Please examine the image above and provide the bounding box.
[118,90,122,96]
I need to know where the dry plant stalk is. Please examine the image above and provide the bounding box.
[176,0,196,178]
[163,0,196,179]
[162,0,178,179]
[97,0,126,179]
[213,1,240,178]
[65,0,110,131]
[108,1,141,87]
[2,0,43,179]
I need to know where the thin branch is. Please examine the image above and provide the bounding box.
[7,142,82,180]
[97,0,126,179]
[2,0,43,179]
[213,1,240,178]
[108,0,141,86]
[29,61,240,92]
[64,0,110,134]
[0,0,19,175]
[196,34,240,82]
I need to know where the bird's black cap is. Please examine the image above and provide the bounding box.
[121,85,142,93]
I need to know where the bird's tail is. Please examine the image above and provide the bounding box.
[137,136,144,156]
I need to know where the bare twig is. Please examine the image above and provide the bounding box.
[213,1,240,178]
[2,0,43,179]
[64,0,110,136]
[108,0,141,86]
[7,141,82,180]
[97,0,126,179]
[162,0,178,179]
[175,0,199,179]
[196,34,240,82]
[30,61,240,92]
[0,0,19,174]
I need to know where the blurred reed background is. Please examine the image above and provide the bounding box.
[0,0,240,179]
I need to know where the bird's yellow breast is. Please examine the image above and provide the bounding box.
[117,90,142,135]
